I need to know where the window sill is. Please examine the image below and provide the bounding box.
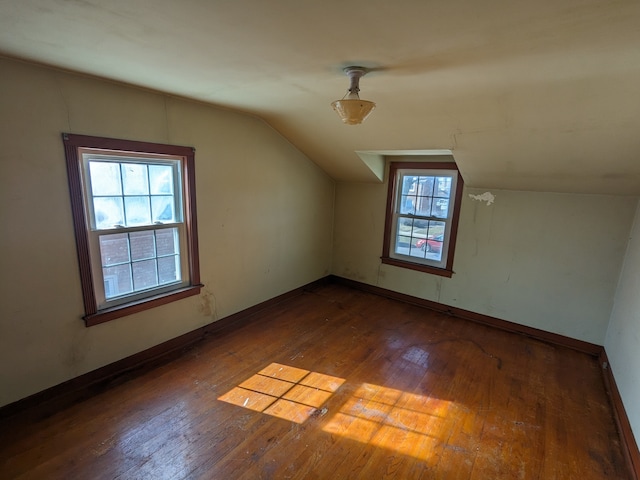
[381,257,454,278]
[84,284,204,327]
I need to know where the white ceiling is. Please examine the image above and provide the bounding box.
[2,0,640,194]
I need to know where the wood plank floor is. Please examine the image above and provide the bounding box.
[0,283,630,479]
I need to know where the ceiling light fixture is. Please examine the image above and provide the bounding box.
[331,66,376,125]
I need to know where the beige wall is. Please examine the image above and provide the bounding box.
[606,201,640,447]
[0,58,334,407]
[1,54,638,433]
[332,172,637,345]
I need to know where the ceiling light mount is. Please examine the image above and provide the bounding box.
[331,66,376,125]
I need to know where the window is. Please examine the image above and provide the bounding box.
[382,162,463,277]
[63,134,202,326]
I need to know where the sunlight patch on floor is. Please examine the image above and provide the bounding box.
[322,382,455,461]
[218,363,345,423]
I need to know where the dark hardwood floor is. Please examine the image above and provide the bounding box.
[0,283,630,479]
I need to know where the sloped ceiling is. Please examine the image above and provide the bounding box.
[1,0,640,194]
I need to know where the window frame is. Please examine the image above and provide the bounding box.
[63,133,203,326]
[381,161,464,278]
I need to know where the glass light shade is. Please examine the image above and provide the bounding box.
[331,98,376,125]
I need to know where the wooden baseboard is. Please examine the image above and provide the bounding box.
[0,277,329,423]
[600,350,640,480]
[329,275,601,356]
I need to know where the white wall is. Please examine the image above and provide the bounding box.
[333,175,637,345]
[0,58,334,407]
[606,200,640,447]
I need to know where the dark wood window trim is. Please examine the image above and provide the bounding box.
[381,161,464,277]
[63,133,203,326]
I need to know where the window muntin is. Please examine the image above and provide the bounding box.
[64,134,202,326]
[382,162,463,277]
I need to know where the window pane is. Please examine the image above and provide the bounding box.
[416,197,432,217]
[401,176,416,195]
[121,163,149,195]
[152,196,176,223]
[158,256,180,284]
[400,195,416,214]
[418,176,435,197]
[433,198,449,218]
[396,234,412,253]
[99,233,130,266]
[130,230,156,261]
[132,259,158,290]
[397,217,413,237]
[408,241,427,259]
[420,231,444,261]
[89,162,122,196]
[149,165,174,195]
[103,264,133,299]
[435,176,452,198]
[428,221,446,236]
[426,221,445,262]
[156,228,178,256]
[124,196,151,226]
[93,197,125,229]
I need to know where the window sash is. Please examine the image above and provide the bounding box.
[389,169,458,270]
[88,224,189,309]
[79,151,189,309]
[80,152,184,231]
[382,162,464,277]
